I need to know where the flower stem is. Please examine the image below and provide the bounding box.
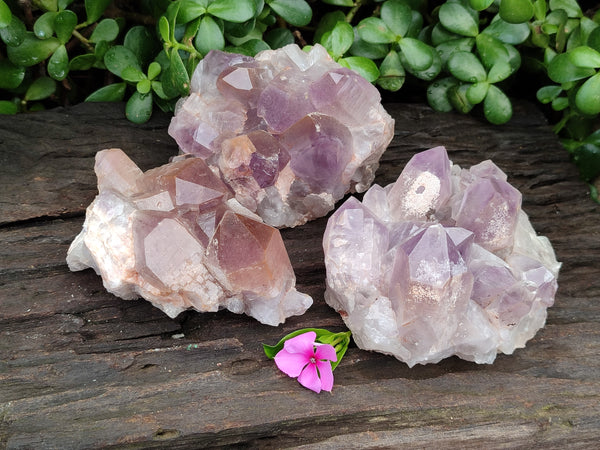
[346,0,363,24]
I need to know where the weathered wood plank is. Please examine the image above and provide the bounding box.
[1,101,599,449]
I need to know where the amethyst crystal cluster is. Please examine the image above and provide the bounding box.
[168,44,394,227]
[67,149,311,325]
[323,147,560,366]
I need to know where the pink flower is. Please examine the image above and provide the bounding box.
[274,331,338,393]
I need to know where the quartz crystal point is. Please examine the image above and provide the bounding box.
[323,146,560,366]
[168,44,394,228]
[67,149,312,325]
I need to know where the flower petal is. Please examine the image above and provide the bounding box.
[283,331,317,355]
[316,360,334,392]
[315,343,337,362]
[297,363,322,393]
[274,349,308,377]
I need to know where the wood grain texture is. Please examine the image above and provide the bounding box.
[1,101,599,449]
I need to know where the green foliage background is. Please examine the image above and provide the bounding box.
[1,0,599,199]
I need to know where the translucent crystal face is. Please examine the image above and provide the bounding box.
[168,44,395,228]
[67,148,312,325]
[323,146,560,367]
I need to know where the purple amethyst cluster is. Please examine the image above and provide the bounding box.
[168,44,394,228]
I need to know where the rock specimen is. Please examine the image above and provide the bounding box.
[168,44,394,228]
[323,146,560,366]
[67,149,312,325]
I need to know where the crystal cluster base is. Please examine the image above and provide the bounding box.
[67,149,312,325]
[323,146,560,366]
[168,44,394,228]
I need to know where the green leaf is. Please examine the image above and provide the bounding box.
[24,76,56,101]
[151,80,171,100]
[466,81,489,103]
[85,0,111,24]
[427,77,459,112]
[224,17,255,39]
[438,2,479,37]
[194,15,225,55]
[436,37,475,66]
[1,15,26,46]
[547,52,595,83]
[357,17,396,44]
[469,0,494,10]
[226,38,270,56]
[33,12,56,40]
[431,22,461,46]
[0,100,18,115]
[398,37,434,71]
[575,72,600,115]
[322,21,354,59]
[121,65,145,82]
[338,56,380,82]
[267,0,312,27]
[264,27,294,49]
[483,15,530,44]
[448,83,474,113]
[0,60,25,89]
[487,60,512,82]
[147,61,161,80]
[536,85,562,103]
[476,33,509,69]
[0,0,12,28]
[380,0,412,38]
[549,0,582,18]
[349,34,390,60]
[448,51,486,82]
[164,49,190,97]
[126,91,153,124]
[158,15,169,42]
[47,43,69,80]
[85,82,126,102]
[322,0,354,5]
[124,26,158,66]
[262,328,352,371]
[54,9,76,44]
[401,48,442,80]
[208,0,255,23]
[58,0,75,10]
[499,0,534,24]
[137,78,152,94]
[7,33,60,66]
[568,46,600,69]
[104,45,142,78]
[551,96,568,110]
[177,0,206,24]
[377,49,405,91]
[588,27,600,53]
[90,18,119,43]
[572,143,600,181]
[69,53,96,70]
[38,0,58,12]
[314,10,345,43]
[484,84,512,124]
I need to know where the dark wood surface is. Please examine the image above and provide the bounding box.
[1,101,599,449]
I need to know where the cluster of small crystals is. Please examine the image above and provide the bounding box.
[168,44,394,228]
[323,146,560,366]
[67,149,312,325]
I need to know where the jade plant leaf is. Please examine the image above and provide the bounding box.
[85,82,126,102]
[90,18,119,43]
[54,9,77,44]
[575,73,600,115]
[207,0,255,23]
[380,0,412,38]
[0,59,25,89]
[85,0,111,24]
[7,32,60,66]
[195,15,225,55]
[439,2,479,37]
[267,0,312,27]
[357,17,396,44]
[104,45,142,78]
[126,91,153,124]
[499,0,534,24]
[24,76,56,101]
[448,51,486,82]
[47,43,69,80]
[484,84,512,124]
[33,12,57,40]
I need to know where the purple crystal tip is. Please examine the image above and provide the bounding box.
[168,44,395,228]
[323,146,561,366]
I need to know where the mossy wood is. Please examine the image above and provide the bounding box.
[0,101,599,448]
